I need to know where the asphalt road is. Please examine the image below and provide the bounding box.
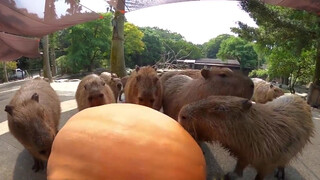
[0,79,319,180]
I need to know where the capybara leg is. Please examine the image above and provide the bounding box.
[32,158,44,172]
[255,169,269,180]
[225,160,248,180]
[275,166,285,180]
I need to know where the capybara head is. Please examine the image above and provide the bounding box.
[200,68,254,99]
[133,66,161,108]
[178,95,252,142]
[111,77,122,91]
[5,93,55,161]
[84,78,107,107]
[270,84,284,99]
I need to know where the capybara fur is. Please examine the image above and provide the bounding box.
[100,72,122,102]
[4,79,61,172]
[76,74,115,111]
[178,95,314,180]
[159,69,201,84]
[253,81,284,104]
[119,75,129,101]
[124,66,162,110]
[163,67,254,120]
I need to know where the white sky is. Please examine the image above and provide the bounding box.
[82,0,258,44]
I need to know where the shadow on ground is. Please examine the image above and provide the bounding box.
[13,149,46,180]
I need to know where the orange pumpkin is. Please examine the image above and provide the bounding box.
[47,103,206,180]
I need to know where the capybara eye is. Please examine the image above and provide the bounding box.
[219,74,227,78]
[150,99,155,103]
[39,150,46,155]
[98,94,104,98]
[181,115,187,120]
[251,84,254,88]
[88,97,93,101]
[138,97,144,102]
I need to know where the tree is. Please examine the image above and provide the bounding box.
[204,34,231,58]
[110,1,126,77]
[217,36,258,71]
[124,22,145,67]
[67,13,113,73]
[231,0,319,104]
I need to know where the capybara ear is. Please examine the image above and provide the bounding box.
[135,65,140,72]
[5,105,14,116]
[31,93,39,102]
[201,69,210,79]
[242,100,252,110]
[84,84,88,90]
[152,65,157,71]
[270,84,274,88]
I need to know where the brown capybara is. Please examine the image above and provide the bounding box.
[4,79,61,172]
[124,66,162,110]
[162,67,254,120]
[100,72,122,102]
[178,95,314,180]
[253,80,284,104]
[118,75,129,101]
[159,69,201,84]
[75,74,115,111]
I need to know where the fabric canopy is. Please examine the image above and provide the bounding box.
[0,0,100,61]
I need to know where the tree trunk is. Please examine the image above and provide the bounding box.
[3,62,8,82]
[110,2,126,77]
[42,35,53,82]
[49,34,57,76]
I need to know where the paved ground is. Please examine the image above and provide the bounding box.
[0,79,319,180]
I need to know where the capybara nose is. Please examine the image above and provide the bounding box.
[117,83,122,90]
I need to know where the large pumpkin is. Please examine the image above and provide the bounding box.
[47,103,206,180]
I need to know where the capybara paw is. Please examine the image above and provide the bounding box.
[224,172,238,180]
[32,159,44,172]
[275,169,285,180]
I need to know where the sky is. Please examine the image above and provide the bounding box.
[16,0,257,45]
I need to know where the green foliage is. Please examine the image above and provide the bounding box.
[0,61,17,82]
[217,36,258,70]
[124,22,145,67]
[249,69,268,79]
[204,34,231,58]
[66,13,113,73]
[232,0,319,86]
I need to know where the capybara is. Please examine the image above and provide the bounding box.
[124,66,162,110]
[100,72,122,102]
[162,67,254,120]
[253,80,284,104]
[119,75,129,101]
[159,69,201,84]
[4,79,61,172]
[178,95,314,180]
[75,74,115,111]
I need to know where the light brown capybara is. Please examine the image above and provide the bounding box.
[162,67,254,120]
[118,75,129,101]
[75,74,115,111]
[124,66,162,110]
[100,72,122,102]
[159,69,202,84]
[178,95,314,180]
[253,80,284,104]
[4,79,61,172]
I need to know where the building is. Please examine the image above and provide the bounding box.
[177,58,240,71]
